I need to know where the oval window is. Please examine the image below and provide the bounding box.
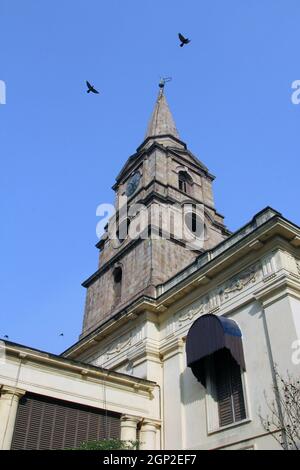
[185,212,205,238]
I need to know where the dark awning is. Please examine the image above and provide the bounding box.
[186,314,246,385]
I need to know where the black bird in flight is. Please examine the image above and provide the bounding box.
[3,335,9,339]
[178,33,191,47]
[86,81,99,94]
[59,333,64,337]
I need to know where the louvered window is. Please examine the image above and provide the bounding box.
[11,393,120,450]
[213,349,246,427]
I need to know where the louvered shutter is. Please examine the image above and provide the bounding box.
[11,393,120,450]
[214,349,246,427]
[230,357,246,423]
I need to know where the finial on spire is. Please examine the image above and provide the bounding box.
[144,77,179,140]
[158,77,172,93]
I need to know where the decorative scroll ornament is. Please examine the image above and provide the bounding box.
[106,336,132,359]
[171,264,261,334]
[178,304,204,326]
[221,268,257,300]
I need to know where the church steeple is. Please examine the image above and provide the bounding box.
[145,81,180,140]
[80,85,230,338]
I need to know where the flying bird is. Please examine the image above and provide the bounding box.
[59,333,64,337]
[3,335,9,339]
[86,81,99,94]
[178,33,191,47]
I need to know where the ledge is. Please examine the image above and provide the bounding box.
[3,341,156,395]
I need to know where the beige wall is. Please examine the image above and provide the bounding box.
[83,240,153,335]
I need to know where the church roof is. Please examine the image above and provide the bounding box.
[145,87,180,139]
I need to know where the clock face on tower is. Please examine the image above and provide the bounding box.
[125,172,141,197]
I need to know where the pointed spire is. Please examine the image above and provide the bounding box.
[145,81,180,140]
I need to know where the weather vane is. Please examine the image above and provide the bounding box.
[159,77,172,90]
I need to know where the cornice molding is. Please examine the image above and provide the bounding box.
[4,344,156,395]
[254,273,300,307]
[160,337,185,360]
[0,386,26,398]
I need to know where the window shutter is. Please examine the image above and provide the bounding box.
[11,393,120,450]
[215,351,234,427]
[214,349,246,427]
[230,358,246,423]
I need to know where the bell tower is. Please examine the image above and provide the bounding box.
[81,83,230,337]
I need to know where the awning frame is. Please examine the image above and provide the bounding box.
[186,314,246,385]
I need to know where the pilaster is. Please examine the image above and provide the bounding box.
[0,386,25,450]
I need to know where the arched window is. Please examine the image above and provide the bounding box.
[113,266,122,303]
[178,171,192,194]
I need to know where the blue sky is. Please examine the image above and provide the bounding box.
[1,0,299,354]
